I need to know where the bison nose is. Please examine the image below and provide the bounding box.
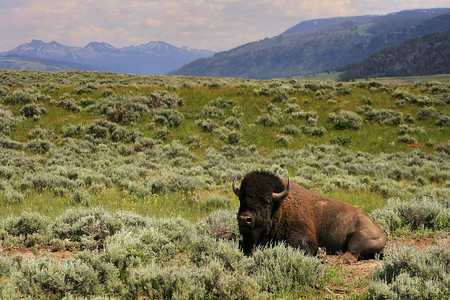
[238,215,254,227]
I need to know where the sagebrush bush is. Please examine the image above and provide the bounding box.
[276,134,291,146]
[0,106,20,135]
[250,244,326,293]
[20,103,47,118]
[198,106,225,119]
[50,207,123,250]
[328,110,362,130]
[368,245,449,299]
[417,107,437,120]
[152,109,184,127]
[3,89,38,104]
[209,97,235,108]
[24,138,52,154]
[398,135,417,145]
[1,212,49,246]
[370,196,449,233]
[364,108,403,125]
[434,115,449,127]
[255,114,279,126]
[196,118,218,132]
[70,189,92,206]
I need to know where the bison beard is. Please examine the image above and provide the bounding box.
[233,171,386,260]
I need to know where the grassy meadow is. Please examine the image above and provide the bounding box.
[0,70,449,299]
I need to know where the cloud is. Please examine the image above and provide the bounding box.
[0,0,449,52]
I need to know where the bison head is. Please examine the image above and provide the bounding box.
[232,171,290,254]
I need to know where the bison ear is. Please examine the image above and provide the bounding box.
[232,176,240,197]
[272,178,290,202]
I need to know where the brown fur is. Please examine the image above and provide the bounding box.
[235,171,386,259]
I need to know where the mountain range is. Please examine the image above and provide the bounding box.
[170,8,450,79]
[0,40,214,75]
[1,8,449,79]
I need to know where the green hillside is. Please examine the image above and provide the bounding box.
[339,30,450,80]
[0,70,449,299]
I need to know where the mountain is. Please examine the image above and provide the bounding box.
[338,30,450,80]
[170,8,450,79]
[0,40,214,75]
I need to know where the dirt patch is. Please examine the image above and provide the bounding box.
[0,244,78,261]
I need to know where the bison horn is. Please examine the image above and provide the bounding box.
[272,178,290,202]
[232,176,240,197]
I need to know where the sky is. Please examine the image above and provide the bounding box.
[0,0,449,52]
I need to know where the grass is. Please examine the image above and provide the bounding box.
[293,72,342,81]
[0,188,238,222]
[375,74,450,84]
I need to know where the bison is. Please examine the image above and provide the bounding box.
[233,171,386,260]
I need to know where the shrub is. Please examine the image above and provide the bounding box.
[62,124,84,138]
[249,244,326,293]
[70,189,92,206]
[434,115,449,127]
[152,109,184,127]
[198,106,224,119]
[24,138,52,154]
[28,127,53,140]
[417,107,437,120]
[3,89,37,104]
[0,105,20,135]
[196,119,218,132]
[291,110,318,122]
[370,196,449,233]
[224,117,243,130]
[149,90,184,109]
[328,111,362,130]
[50,207,123,250]
[300,125,327,137]
[330,136,352,146]
[255,114,279,126]
[398,124,425,135]
[209,97,235,108]
[196,209,239,241]
[56,99,81,112]
[398,135,417,145]
[1,212,50,246]
[368,245,449,299]
[392,88,417,102]
[361,96,373,105]
[226,131,242,145]
[20,103,47,118]
[364,108,403,125]
[276,134,291,146]
[281,124,301,135]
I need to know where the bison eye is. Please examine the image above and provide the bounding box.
[261,197,271,205]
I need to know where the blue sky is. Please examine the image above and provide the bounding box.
[0,0,448,52]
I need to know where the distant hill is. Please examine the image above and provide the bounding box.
[0,55,98,72]
[338,30,450,80]
[0,40,214,75]
[170,8,450,79]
